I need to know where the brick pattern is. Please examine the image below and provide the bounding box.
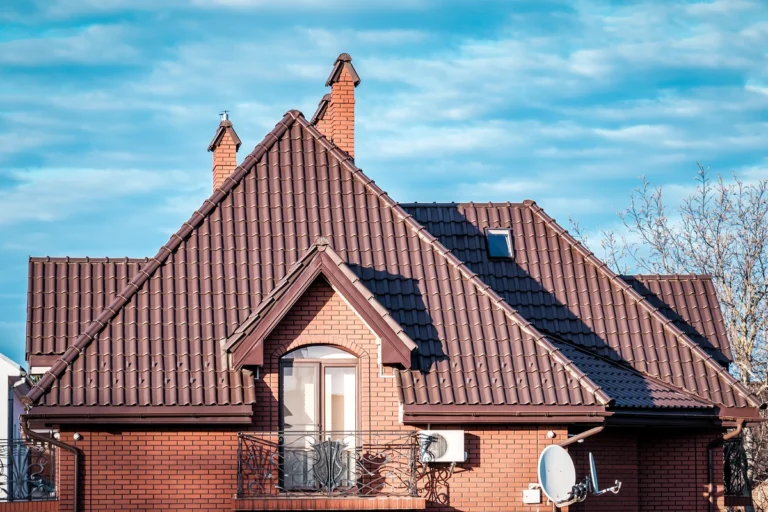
[212,128,238,190]
[327,66,355,157]
[0,501,58,512]
[570,430,725,512]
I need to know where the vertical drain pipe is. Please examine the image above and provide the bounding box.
[709,422,744,512]
[22,415,81,512]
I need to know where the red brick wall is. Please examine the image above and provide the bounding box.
[45,280,726,512]
[569,429,725,512]
[0,501,58,512]
[638,431,723,512]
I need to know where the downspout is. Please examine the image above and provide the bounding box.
[709,421,744,512]
[21,414,80,512]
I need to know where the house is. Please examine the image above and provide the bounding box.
[14,53,765,512]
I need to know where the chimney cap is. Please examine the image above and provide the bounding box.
[207,112,242,152]
[326,52,360,87]
[310,94,332,125]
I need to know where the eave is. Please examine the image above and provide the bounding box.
[25,405,255,427]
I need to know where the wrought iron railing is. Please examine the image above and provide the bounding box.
[0,438,56,502]
[237,431,419,498]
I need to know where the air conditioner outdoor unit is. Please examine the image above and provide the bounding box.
[419,430,466,463]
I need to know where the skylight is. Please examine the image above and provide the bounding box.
[486,229,513,258]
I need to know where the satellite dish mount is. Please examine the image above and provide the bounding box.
[537,445,621,508]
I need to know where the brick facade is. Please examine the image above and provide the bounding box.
[13,279,727,512]
[570,430,724,512]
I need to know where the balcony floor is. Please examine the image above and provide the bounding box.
[232,496,427,511]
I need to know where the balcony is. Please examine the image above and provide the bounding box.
[236,431,426,511]
[0,438,56,503]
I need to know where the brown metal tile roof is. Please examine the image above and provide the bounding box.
[621,274,732,365]
[551,339,711,409]
[25,111,612,411]
[27,257,148,358]
[23,112,761,417]
[401,202,760,409]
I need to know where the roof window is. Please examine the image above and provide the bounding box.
[486,229,513,258]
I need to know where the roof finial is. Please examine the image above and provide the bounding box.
[220,111,229,122]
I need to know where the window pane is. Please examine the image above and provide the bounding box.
[282,346,356,360]
[281,363,318,431]
[487,230,512,258]
[324,367,356,433]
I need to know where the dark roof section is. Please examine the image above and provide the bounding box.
[310,94,331,125]
[551,339,711,409]
[25,111,612,411]
[325,53,360,87]
[401,202,761,409]
[224,239,417,368]
[27,257,148,359]
[207,119,242,152]
[621,274,732,365]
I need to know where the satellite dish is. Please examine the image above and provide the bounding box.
[537,446,622,508]
[538,445,576,503]
[589,452,599,493]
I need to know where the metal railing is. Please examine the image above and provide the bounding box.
[237,430,419,498]
[0,438,56,502]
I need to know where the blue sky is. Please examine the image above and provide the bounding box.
[0,0,767,364]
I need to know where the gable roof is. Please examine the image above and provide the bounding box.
[23,112,762,419]
[24,110,613,412]
[621,274,732,365]
[224,238,417,368]
[402,202,761,410]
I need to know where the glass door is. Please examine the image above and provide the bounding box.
[279,346,357,491]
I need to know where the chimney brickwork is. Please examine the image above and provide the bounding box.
[208,114,241,190]
[312,53,360,158]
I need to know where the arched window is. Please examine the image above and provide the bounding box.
[280,346,357,434]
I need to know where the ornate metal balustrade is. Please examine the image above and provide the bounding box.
[237,431,420,498]
[0,438,56,502]
[723,437,754,510]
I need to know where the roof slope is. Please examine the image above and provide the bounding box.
[25,112,612,410]
[402,202,760,409]
[27,257,148,358]
[621,274,732,365]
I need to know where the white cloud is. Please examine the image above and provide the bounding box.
[0,24,138,65]
[0,168,190,224]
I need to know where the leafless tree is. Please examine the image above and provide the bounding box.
[572,164,768,495]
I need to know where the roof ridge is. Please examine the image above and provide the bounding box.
[524,200,762,409]
[29,256,150,264]
[296,117,613,407]
[399,201,526,208]
[24,111,301,407]
[624,273,714,281]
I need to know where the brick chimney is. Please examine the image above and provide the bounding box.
[311,53,360,158]
[207,112,242,190]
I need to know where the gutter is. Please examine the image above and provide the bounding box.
[21,414,80,512]
[708,421,744,512]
